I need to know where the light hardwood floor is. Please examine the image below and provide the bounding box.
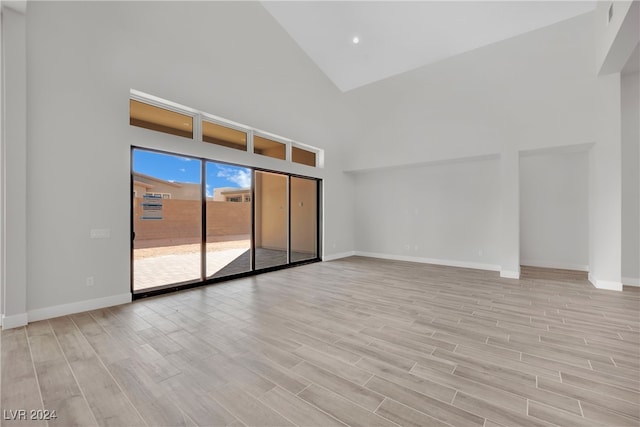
[2,256,639,426]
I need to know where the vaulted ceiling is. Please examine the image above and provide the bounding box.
[262,1,596,92]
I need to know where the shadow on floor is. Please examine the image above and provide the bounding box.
[210,248,316,278]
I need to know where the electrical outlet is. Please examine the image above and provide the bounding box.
[86,276,94,287]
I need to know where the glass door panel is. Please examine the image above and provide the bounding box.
[205,162,252,278]
[132,149,202,291]
[254,171,288,269]
[290,177,318,262]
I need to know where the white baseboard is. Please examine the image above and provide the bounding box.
[622,277,640,287]
[588,273,623,291]
[323,251,356,261]
[1,312,29,329]
[520,260,589,272]
[28,293,132,323]
[500,270,521,279]
[354,251,501,272]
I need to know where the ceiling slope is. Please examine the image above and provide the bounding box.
[262,1,596,92]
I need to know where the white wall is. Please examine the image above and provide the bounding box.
[353,156,502,270]
[1,6,28,328]
[586,1,638,290]
[520,149,589,271]
[343,12,598,171]
[500,148,520,278]
[2,2,634,327]
[0,2,3,324]
[347,12,599,279]
[621,71,639,285]
[589,73,623,290]
[17,1,355,320]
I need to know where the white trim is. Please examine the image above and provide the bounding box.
[28,293,132,323]
[622,277,640,286]
[588,273,623,291]
[354,251,501,272]
[520,260,589,272]
[285,139,292,162]
[1,312,28,329]
[323,251,356,261]
[193,112,202,143]
[500,270,521,279]
[247,129,254,154]
[130,89,200,116]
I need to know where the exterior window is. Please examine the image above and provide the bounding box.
[202,120,247,151]
[130,99,193,139]
[132,147,321,297]
[143,192,171,199]
[130,92,323,168]
[292,146,316,167]
[254,135,286,160]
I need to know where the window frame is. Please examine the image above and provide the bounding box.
[201,114,250,152]
[130,89,324,169]
[131,146,323,300]
[130,93,198,140]
[252,132,289,161]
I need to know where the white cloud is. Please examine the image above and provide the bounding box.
[206,184,213,198]
[179,168,186,173]
[216,166,251,188]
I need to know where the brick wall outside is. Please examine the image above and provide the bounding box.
[134,199,251,248]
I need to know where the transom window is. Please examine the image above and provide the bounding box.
[129,90,322,168]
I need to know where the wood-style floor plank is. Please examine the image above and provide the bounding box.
[2,257,639,426]
[297,384,397,427]
[365,375,485,426]
[259,386,347,427]
[292,361,384,411]
[209,384,295,427]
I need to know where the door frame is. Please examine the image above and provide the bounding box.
[130,146,322,299]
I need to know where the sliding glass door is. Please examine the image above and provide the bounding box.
[131,147,321,296]
[132,150,202,291]
[254,171,289,269]
[290,177,318,262]
[205,161,252,278]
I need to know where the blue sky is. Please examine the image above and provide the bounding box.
[133,149,251,197]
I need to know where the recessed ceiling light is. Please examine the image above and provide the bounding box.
[352,36,360,45]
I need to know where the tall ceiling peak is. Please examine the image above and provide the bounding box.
[262,1,596,92]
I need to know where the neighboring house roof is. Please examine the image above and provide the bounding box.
[220,187,250,195]
[133,172,183,188]
[133,180,154,190]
